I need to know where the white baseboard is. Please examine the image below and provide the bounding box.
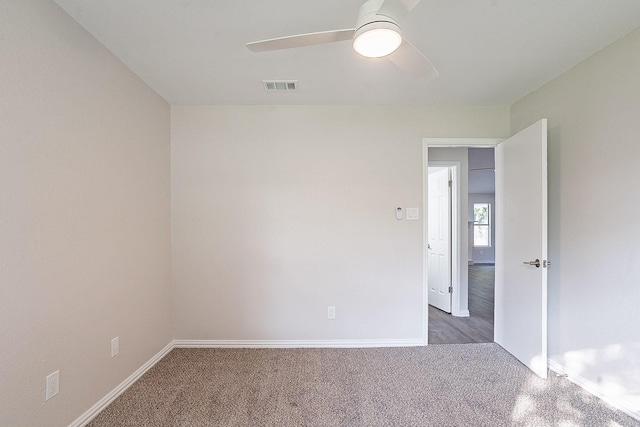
[69,341,174,427]
[548,359,640,421]
[173,338,425,348]
[452,310,470,317]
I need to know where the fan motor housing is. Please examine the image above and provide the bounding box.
[355,0,400,30]
[353,0,403,57]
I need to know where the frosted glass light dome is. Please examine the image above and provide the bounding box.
[353,21,402,58]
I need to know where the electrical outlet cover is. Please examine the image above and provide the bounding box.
[327,306,336,319]
[111,337,119,358]
[46,370,59,400]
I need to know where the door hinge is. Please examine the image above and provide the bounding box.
[448,180,452,187]
[448,286,453,293]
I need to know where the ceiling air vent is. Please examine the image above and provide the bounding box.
[262,80,298,92]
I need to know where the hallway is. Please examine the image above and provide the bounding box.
[428,264,494,344]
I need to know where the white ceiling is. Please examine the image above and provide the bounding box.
[53,0,640,106]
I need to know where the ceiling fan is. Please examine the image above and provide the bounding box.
[246,0,438,80]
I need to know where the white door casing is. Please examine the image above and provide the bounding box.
[495,119,548,378]
[423,132,547,378]
[428,167,452,313]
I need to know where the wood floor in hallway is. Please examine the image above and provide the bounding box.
[428,264,494,344]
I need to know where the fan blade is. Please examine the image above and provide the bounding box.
[247,29,355,53]
[377,0,422,20]
[387,40,438,80]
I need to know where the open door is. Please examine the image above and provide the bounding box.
[495,119,548,378]
[427,167,452,313]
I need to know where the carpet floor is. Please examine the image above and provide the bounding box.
[88,343,639,426]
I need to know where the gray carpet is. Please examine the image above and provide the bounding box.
[88,344,639,426]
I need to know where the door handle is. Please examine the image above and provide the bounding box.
[523,259,541,268]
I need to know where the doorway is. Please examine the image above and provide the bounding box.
[427,165,455,314]
[427,148,496,344]
[423,140,502,345]
[423,121,549,378]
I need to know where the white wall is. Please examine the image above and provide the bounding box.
[0,2,172,426]
[511,26,640,416]
[468,147,495,194]
[171,106,509,342]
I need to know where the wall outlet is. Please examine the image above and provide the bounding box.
[45,370,59,401]
[327,306,336,319]
[111,337,119,358]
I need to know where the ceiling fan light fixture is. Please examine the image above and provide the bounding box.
[353,21,402,58]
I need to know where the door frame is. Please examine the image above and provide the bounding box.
[422,138,503,343]
[426,162,459,314]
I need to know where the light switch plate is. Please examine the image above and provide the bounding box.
[406,208,419,220]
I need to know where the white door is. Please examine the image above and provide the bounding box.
[427,167,452,312]
[495,119,548,378]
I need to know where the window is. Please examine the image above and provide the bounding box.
[473,203,491,247]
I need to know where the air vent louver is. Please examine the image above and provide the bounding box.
[262,80,298,92]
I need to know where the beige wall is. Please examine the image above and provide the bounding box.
[511,27,640,414]
[171,105,509,342]
[0,1,172,426]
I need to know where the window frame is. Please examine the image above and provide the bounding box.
[473,202,491,248]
